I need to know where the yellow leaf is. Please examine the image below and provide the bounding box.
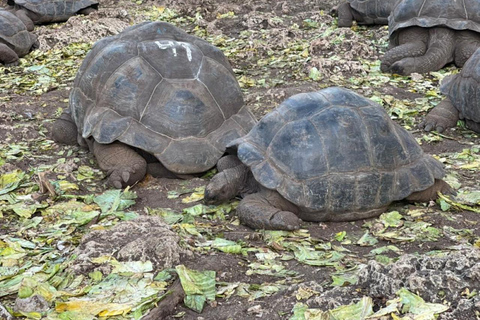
[56,300,131,316]
[182,191,204,203]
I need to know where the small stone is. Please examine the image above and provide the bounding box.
[14,295,50,314]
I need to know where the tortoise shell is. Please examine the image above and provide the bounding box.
[440,48,480,123]
[388,0,480,43]
[0,9,35,57]
[70,21,256,174]
[233,87,445,213]
[348,0,397,25]
[8,0,98,23]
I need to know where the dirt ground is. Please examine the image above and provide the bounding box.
[1,0,480,319]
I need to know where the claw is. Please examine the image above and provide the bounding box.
[113,180,123,189]
[436,126,445,133]
[424,123,433,131]
[122,171,130,183]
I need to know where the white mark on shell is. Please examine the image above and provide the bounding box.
[155,40,177,56]
[154,41,192,61]
[180,43,192,61]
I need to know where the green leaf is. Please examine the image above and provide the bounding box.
[94,188,137,214]
[328,296,374,319]
[210,238,243,254]
[0,170,26,195]
[289,303,308,320]
[334,231,346,241]
[175,265,216,313]
[331,272,359,287]
[308,67,321,81]
[379,211,404,228]
[356,232,378,247]
[397,288,449,317]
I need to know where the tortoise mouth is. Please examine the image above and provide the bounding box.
[203,190,219,205]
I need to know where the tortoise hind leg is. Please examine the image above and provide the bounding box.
[389,27,455,75]
[92,141,147,189]
[454,31,480,67]
[237,189,301,231]
[381,27,428,73]
[406,179,453,202]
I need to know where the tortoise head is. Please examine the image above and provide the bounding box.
[204,166,247,204]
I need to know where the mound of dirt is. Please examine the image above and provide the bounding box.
[71,215,189,274]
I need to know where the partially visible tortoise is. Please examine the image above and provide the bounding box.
[421,47,480,134]
[333,0,398,27]
[52,21,256,188]
[381,0,480,75]
[7,0,98,30]
[204,87,451,231]
[0,8,38,66]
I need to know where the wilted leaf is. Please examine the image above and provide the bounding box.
[396,288,449,318]
[356,232,378,246]
[94,188,137,214]
[0,170,26,195]
[175,265,216,313]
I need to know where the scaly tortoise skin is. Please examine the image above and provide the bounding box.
[381,0,480,75]
[52,21,256,188]
[204,87,451,230]
[7,0,98,30]
[421,47,480,134]
[0,8,38,66]
[334,0,398,27]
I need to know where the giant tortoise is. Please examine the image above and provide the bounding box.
[333,0,398,27]
[52,21,256,188]
[381,0,480,75]
[204,87,451,230]
[0,8,38,66]
[7,0,98,30]
[421,48,480,134]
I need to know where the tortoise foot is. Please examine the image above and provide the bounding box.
[389,58,415,75]
[93,141,147,188]
[420,99,459,133]
[4,60,19,67]
[108,162,147,189]
[237,192,301,230]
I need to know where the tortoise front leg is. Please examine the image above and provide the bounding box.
[334,2,354,27]
[92,141,147,189]
[0,43,20,66]
[465,120,480,134]
[420,98,459,133]
[389,27,455,75]
[237,189,301,231]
